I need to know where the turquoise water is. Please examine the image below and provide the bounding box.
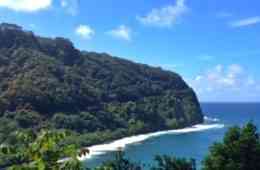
[84,103,260,169]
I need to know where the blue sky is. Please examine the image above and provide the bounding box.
[0,0,260,102]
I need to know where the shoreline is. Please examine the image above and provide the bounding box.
[78,122,224,161]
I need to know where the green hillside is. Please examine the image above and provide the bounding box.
[0,23,203,146]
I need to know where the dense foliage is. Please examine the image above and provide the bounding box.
[95,151,196,170]
[94,150,142,170]
[0,23,203,146]
[202,122,260,170]
[0,130,83,170]
[151,155,196,170]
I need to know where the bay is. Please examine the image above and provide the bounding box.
[84,103,260,169]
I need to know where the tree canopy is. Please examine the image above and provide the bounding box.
[202,122,260,170]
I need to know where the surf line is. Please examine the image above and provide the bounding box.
[79,123,224,160]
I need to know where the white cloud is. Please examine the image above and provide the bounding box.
[29,23,36,29]
[227,64,244,78]
[107,25,132,41]
[187,64,260,101]
[60,0,79,16]
[192,64,245,89]
[75,25,95,39]
[0,0,52,12]
[137,0,188,27]
[61,0,68,7]
[246,77,255,86]
[230,16,260,28]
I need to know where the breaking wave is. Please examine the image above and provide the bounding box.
[204,116,220,123]
[79,123,224,160]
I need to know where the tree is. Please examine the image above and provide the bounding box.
[95,150,142,170]
[95,150,196,170]
[202,122,260,170]
[0,130,84,170]
[151,155,196,170]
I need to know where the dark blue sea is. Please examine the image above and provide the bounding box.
[84,103,260,169]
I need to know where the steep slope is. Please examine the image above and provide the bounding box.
[0,23,203,146]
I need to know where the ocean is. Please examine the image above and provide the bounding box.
[83,103,260,169]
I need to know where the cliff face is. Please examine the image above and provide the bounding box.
[0,23,203,144]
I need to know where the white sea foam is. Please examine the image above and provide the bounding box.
[204,116,220,123]
[78,123,224,160]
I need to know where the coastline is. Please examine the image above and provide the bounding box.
[78,122,224,161]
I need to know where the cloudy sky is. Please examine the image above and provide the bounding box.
[0,0,259,102]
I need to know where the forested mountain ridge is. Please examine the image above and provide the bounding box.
[0,23,203,146]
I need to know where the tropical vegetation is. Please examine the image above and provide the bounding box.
[1,122,260,170]
[202,122,260,170]
[0,23,203,147]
